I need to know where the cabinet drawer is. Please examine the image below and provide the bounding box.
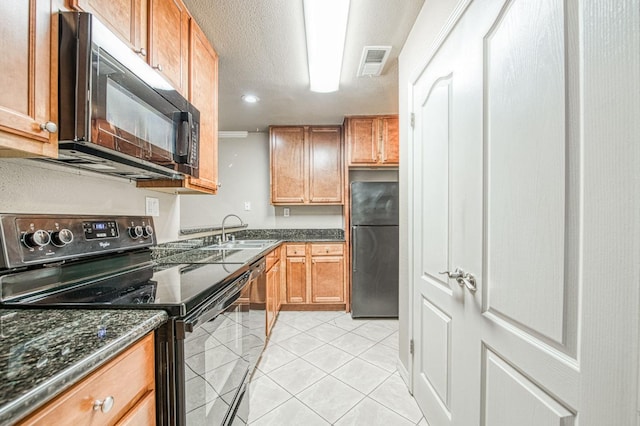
[20,333,155,426]
[286,244,306,257]
[311,243,344,256]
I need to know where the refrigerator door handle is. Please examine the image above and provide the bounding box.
[351,226,357,272]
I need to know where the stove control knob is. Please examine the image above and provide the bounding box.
[128,226,143,239]
[142,225,154,238]
[23,230,50,248]
[50,229,74,247]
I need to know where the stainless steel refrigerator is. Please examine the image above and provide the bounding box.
[350,181,399,318]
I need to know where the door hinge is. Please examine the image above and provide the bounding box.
[410,112,415,128]
[410,339,415,355]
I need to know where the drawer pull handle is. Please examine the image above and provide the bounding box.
[93,396,115,413]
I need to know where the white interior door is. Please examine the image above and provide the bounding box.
[410,0,640,425]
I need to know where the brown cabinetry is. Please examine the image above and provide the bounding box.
[148,0,189,95]
[270,126,343,205]
[265,246,281,335]
[19,333,156,425]
[69,0,147,57]
[71,0,189,96]
[283,242,345,309]
[345,115,399,166]
[137,17,220,194]
[0,0,57,158]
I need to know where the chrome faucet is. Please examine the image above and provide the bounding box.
[221,214,244,242]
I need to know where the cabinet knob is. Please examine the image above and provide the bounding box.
[93,396,115,413]
[153,64,163,72]
[133,47,147,57]
[39,121,57,133]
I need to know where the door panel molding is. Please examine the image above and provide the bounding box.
[480,345,575,426]
[481,0,580,357]
[420,296,453,411]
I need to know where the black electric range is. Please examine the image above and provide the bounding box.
[0,214,263,425]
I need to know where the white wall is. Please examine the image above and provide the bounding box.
[181,132,344,230]
[0,159,180,243]
[397,0,459,382]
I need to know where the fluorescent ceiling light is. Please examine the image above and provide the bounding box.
[303,0,350,93]
[218,131,249,138]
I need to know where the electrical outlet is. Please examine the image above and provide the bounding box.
[244,201,251,211]
[283,208,290,217]
[145,197,160,217]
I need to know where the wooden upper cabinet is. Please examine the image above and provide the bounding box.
[69,0,148,57]
[0,0,57,158]
[346,115,399,167]
[138,13,221,195]
[270,127,306,204]
[184,19,219,193]
[270,126,343,205]
[149,0,189,95]
[308,127,342,203]
[380,116,399,164]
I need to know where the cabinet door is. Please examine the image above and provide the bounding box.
[266,265,276,333]
[308,127,343,204]
[149,0,189,94]
[115,390,155,426]
[347,117,378,165]
[380,116,399,165]
[0,0,57,157]
[186,20,219,193]
[285,256,307,303]
[310,256,344,303]
[270,127,306,204]
[70,0,147,56]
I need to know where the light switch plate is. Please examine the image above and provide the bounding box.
[145,197,160,217]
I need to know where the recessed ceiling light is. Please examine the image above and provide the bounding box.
[242,94,260,103]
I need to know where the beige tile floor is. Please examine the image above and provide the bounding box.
[247,311,428,425]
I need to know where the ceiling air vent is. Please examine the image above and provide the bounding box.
[357,46,392,77]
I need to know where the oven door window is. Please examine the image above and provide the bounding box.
[183,288,251,424]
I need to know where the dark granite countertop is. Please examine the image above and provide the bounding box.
[177,228,345,242]
[153,230,345,264]
[0,309,167,425]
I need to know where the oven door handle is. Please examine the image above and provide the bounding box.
[182,274,250,332]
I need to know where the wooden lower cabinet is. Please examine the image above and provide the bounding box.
[310,256,344,303]
[19,333,156,426]
[283,242,345,309]
[265,246,281,335]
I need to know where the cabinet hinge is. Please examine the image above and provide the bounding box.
[410,339,415,355]
[410,112,415,128]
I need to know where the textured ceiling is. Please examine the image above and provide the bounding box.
[182,0,425,132]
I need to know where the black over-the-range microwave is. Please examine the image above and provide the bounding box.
[53,12,200,180]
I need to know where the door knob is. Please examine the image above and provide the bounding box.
[39,121,57,133]
[438,268,464,280]
[439,268,477,292]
